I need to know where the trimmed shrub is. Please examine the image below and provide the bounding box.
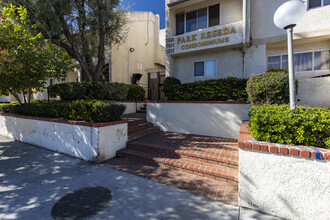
[246,70,298,105]
[47,82,128,101]
[163,77,181,96]
[166,77,248,101]
[249,104,330,149]
[127,84,146,101]
[0,100,126,122]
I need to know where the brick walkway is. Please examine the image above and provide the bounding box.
[103,131,239,206]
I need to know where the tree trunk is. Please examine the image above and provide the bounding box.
[109,45,112,82]
[93,0,106,82]
[28,88,32,103]
[8,89,22,104]
[22,91,27,104]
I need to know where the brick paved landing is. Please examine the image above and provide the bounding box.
[104,129,239,206]
[103,158,239,206]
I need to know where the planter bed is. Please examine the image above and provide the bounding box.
[238,121,330,220]
[0,113,128,162]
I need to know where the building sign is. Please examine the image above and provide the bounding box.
[167,21,244,55]
[150,72,158,79]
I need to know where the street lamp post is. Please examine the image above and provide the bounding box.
[274,0,306,110]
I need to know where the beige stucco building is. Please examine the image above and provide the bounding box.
[166,0,330,107]
[0,11,166,102]
[111,11,166,99]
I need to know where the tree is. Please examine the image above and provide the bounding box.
[2,0,127,82]
[0,4,74,104]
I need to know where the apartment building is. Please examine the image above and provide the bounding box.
[166,0,330,107]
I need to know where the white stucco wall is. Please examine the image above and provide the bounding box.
[239,149,330,220]
[251,0,330,44]
[0,115,127,162]
[116,102,137,114]
[147,103,250,138]
[245,44,267,77]
[0,96,10,103]
[95,123,127,162]
[297,77,330,108]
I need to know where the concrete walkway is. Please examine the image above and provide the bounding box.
[0,135,281,220]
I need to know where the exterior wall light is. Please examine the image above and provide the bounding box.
[274,0,306,110]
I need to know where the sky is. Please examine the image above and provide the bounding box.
[122,0,166,29]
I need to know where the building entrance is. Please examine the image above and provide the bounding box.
[148,72,165,100]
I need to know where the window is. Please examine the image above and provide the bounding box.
[294,52,313,72]
[194,61,204,77]
[267,50,330,72]
[267,56,281,70]
[186,11,197,32]
[308,0,330,8]
[209,4,220,27]
[176,4,220,35]
[186,8,209,32]
[314,50,330,70]
[176,13,184,35]
[194,60,217,77]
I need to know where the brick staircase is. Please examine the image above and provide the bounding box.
[123,112,160,141]
[118,113,239,184]
[136,104,146,114]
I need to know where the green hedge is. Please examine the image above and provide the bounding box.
[249,104,330,149]
[163,77,181,96]
[166,77,248,101]
[47,82,132,101]
[0,100,126,122]
[126,84,146,101]
[246,70,298,105]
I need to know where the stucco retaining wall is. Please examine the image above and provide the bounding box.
[115,102,146,114]
[147,102,250,139]
[0,114,127,162]
[0,96,10,103]
[238,122,330,220]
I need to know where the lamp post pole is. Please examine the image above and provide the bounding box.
[286,26,296,110]
[274,0,306,110]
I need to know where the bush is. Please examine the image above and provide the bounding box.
[0,100,126,122]
[127,84,146,101]
[166,77,248,101]
[163,77,181,96]
[246,70,298,105]
[249,104,330,149]
[47,82,128,101]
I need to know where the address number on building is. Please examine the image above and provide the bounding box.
[166,37,175,55]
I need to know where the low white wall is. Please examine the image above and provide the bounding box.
[0,115,127,162]
[0,96,10,103]
[116,102,136,114]
[147,103,250,139]
[239,149,330,220]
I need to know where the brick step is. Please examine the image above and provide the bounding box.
[117,149,238,182]
[127,142,238,168]
[127,118,146,126]
[128,122,153,133]
[128,127,160,141]
[137,110,146,113]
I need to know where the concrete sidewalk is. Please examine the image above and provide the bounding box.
[0,135,281,220]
